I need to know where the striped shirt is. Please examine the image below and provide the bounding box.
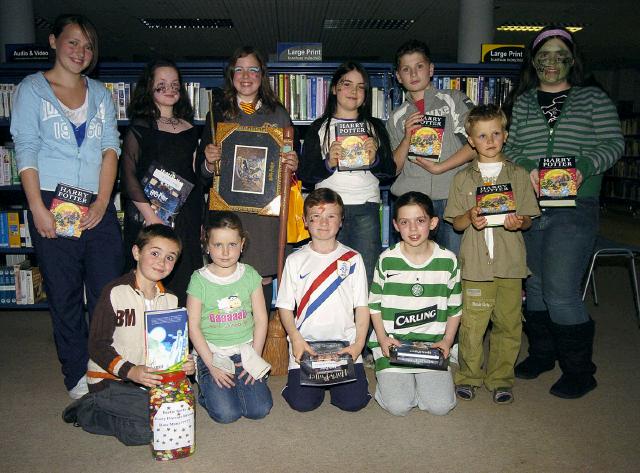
[503,86,623,198]
[368,243,462,372]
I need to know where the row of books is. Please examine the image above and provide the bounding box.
[0,209,32,248]
[609,159,640,179]
[0,144,19,186]
[0,255,45,305]
[602,179,640,203]
[432,75,515,107]
[624,139,640,157]
[271,74,330,122]
[621,117,640,136]
[0,84,14,119]
[104,82,210,121]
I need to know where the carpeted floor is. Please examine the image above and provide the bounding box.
[2,208,639,472]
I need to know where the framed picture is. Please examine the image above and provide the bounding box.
[209,123,284,216]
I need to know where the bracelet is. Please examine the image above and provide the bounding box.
[203,160,214,174]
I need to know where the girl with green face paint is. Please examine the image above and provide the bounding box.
[502,26,624,401]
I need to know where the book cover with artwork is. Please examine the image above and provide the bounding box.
[408,115,445,162]
[476,183,516,227]
[141,162,194,226]
[49,183,91,239]
[335,121,370,171]
[389,340,449,371]
[300,340,356,386]
[145,307,189,373]
[538,156,577,207]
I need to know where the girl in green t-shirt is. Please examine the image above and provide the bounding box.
[186,211,272,423]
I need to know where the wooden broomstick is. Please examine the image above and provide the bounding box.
[262,127,294,376]
[208,93,220,175]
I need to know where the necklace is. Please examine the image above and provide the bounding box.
[158,116,179,130]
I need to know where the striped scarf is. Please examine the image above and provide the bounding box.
[239,101,256,115]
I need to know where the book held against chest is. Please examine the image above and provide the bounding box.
[49,183,91,239]
[388,340,449,371]
[300,340,356,386]
[538,156,577,207]
[408,115,445,162]
[476,183,516,227]
[141,161,194,226]
[145,307,189,373]
[335,121,370,171]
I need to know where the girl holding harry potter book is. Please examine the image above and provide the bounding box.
[10,14,123,400]
[298,62,395,288]
[503,27,623,399]
[198,46,298,313]
[121,59,204,305]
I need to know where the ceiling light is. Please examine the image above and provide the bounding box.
[323,19,414,30]
[497,23,584,33]
[139,18,234,29]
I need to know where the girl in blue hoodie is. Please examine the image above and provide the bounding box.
[10,14,123,400]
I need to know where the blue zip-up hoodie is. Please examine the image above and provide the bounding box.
[10,72,121,193]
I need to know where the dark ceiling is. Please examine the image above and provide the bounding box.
[31,0,639,70]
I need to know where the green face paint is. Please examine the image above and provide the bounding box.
[534,38,574,86]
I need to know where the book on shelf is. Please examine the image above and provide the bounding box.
[141,162,195,226]
[476,183,516,226]
[49,183,92,239]
[538,156,577,207]
[335,121,370,171]
[0,144,19,186]
[388,340,449,371]
[3,259,46,305]
[144,307,189,372]
[408,115,445,162]
[299,340,356,386]
[0,208,31,248]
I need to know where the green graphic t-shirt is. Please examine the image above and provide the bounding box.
[187,263,261,347]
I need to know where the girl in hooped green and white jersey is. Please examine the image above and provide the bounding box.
[368,191,461,417]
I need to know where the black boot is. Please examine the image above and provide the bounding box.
[549,320,597,399]
[515,310,556,379]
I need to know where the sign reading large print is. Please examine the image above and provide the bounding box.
[277,43,322,62]
[481,44,524,64]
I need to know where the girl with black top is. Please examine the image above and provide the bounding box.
[298,62,395,287]
[121,59,204,305]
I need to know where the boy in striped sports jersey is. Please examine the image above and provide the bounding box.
[368,191,461,416]
[277,188,371,412]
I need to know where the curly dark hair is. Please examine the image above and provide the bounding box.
[222,46,281,120]
[127,59,194,123]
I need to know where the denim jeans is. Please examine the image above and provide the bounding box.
[196,354,273,424]
[524,198,599,325]
[431,198,462,256]
[338,202,381,288]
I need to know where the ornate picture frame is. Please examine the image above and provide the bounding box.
[209,123,284,216]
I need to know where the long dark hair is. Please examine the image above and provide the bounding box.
[51,14,99,73]
[127,59,194,123]
[319,61,384,152]
[222,46,281,120]
[505,26,585,114]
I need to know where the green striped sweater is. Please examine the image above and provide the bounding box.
[503,86,623,198]
[368,243,462,372]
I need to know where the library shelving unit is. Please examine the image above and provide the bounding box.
[602,113,640,215]
[0,60,521,308]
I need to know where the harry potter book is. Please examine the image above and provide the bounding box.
[476,183,516,227]
[49,183,91,239]
[145,307,189,373]
[538,156,577,207]
[142,162,194,226]
[389,341,448,371]
[408,115,445,162]
[335,121,370,171]
[300,341,356,386]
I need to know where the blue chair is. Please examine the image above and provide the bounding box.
[582,237,640,327]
